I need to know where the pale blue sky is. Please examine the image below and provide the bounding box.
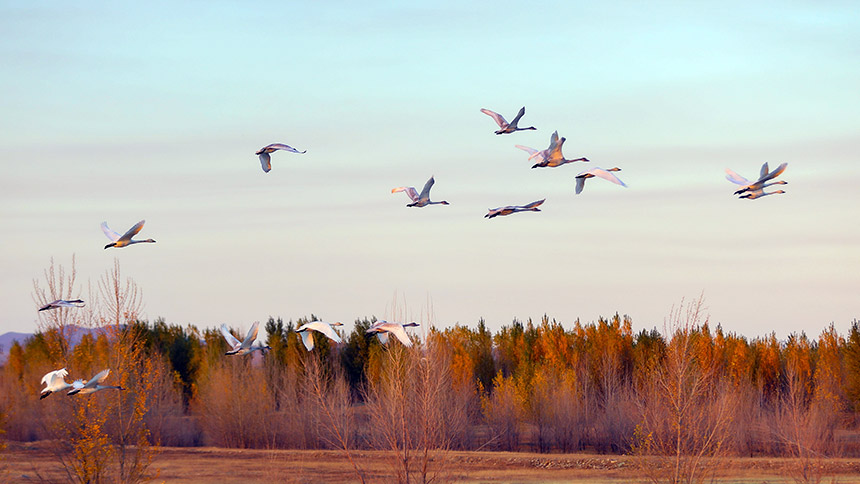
[2,1,858,338]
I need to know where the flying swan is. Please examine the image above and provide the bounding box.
[296,321,343,351]
[38,299,85,311]
[574,167,627,194]
[221,321,271,356]
[366,321,420,347]
[40,368,73,399]
[391,176,449,207]
[101,220,156,249]
[485,199,546,218]
[480,106,536,135]
[67,369,123,396]
[256,143,306,173]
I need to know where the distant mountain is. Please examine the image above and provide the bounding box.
[0,332,32,363]
[0,325,102,364]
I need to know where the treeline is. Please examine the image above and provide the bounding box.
[3,310,860,458]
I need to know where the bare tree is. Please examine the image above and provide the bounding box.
[302,354,367,483]
[365,341,458,484]
[774,350,836,484]
[480,371,523,452]
[630,297,732,484]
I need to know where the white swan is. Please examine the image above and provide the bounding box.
[726,162,788,195]
[485,199,546,219]
[574,167,627,194]
[40,368,73,399]
[38,299,85,311]
[256,143,306,173]
[735,163,787,195]
[296,321,343,351]
[221,321,271,356]
[391,176,449,207]
[480,107,536,135]
[102,220,156,249]
[515,130,560,165]
[366,321,420,347]
[530,132,588,168]
[67,369,123,396]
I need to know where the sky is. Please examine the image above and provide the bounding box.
[1,1,859,341]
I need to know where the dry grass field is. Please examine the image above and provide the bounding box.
[5,442,860,484]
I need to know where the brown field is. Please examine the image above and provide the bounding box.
[5,442,860,484]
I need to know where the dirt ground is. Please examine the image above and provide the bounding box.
[4,441,860,483]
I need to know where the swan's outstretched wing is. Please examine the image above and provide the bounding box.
[386,324,414,347]
[101,222,122,242]
[514,145,538,156]
[391,186,419,202]
[418,176,435,199]
[90,369,110,386]
[523,199,545,210]
[259,152,272,173]
[759,162,770,180]
[242,321,260,348]
[375,332,389,344]
[299,330,315,351]
[725,168,750,186]
[40,370,54,387]
[306,321,342,344]
[546,136,566,162]
[509,106,526,126]
[756,162,787,183]
[42,368,68,387]
[514,145,546,162]
[589,168,627,187]
[118,220,145,243]
[480,108,508,128]
[548,131,559,150]
[220,324,241,349]
[575,176,587,194]
[267,143,306,154]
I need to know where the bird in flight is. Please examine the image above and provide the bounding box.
[256,143,306,173]
[296,321,343,351]
[392,176,450,207]
[529,131,588,168]
[726,162,787,200]
[67,369,123,396]
[40,368,73,399]
[38,299,85,311]
[102,220,156,249]
[480,107,536,135]
[516,131,560,165]
[574,167,627,194]
[221,321,271,356]
[366,320,420,347]
[485,199,546,219]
